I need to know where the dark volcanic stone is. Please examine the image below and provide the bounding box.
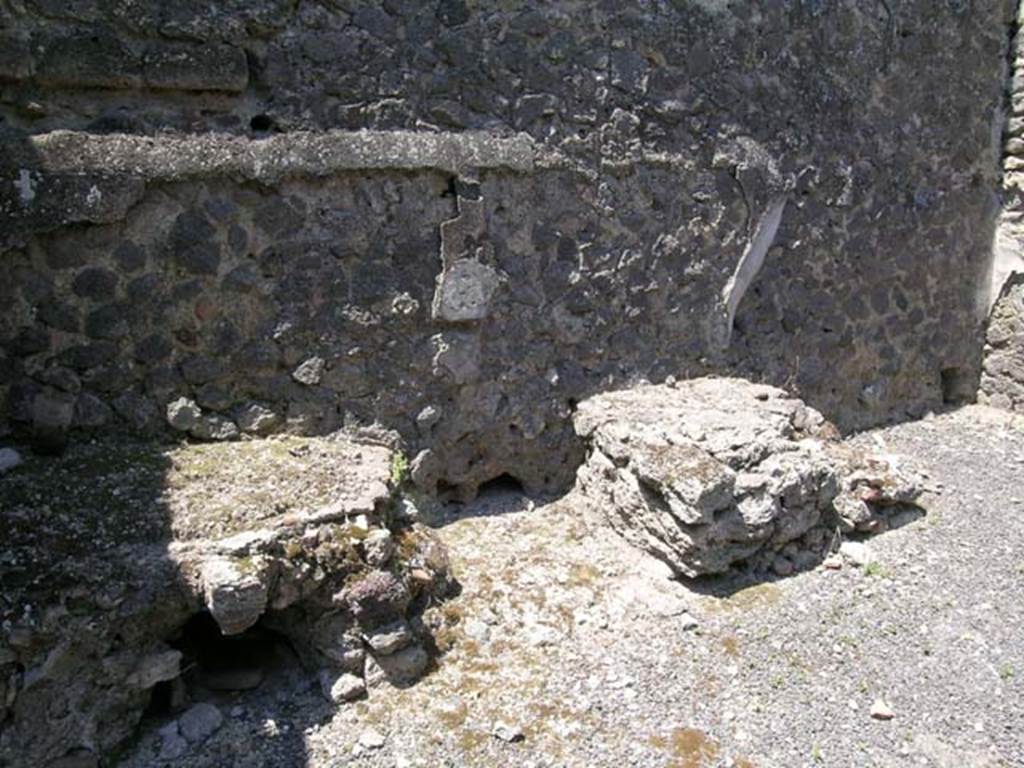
[72,268,119,300]
[37,300,80,333]
[134,334,174,365]
[11,326,50,357]
[59,342,119,371]
[113,242,147,272]
[180,355,226,385]
[84,304,130,340]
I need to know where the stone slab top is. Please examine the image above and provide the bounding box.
[573,376,832,471]
[5,129,538,182]
[0,433,395,617]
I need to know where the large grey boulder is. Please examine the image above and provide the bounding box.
[573,378,922,577]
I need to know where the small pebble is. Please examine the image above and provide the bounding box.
[261,719,280,737]
[839,541,874,567]
[492,721,525,743]
[359,729,386,749]
[870,699,895,721]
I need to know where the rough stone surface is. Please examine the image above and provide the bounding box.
[0,433,452,767]
[201,557,270,636]
[320,671,366,704]
[363,620,414,656]
[177,703,223,744]
[158,724,188,762]
[980,273,1024,411]
[364,645,430,689]
[981,0,1024,413]
[0,3,1020,763]
[236,402,281,435]
[0,1,1013,501]
[123,650,182,690]
[988,2,1024,314]
[572,378,923,577]
[432,260,499,322]
[166,396,201,432]
[292,356,326,386]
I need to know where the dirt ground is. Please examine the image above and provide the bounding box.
[119,405,1024,768]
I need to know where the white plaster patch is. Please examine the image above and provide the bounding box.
[14,169,35,204]
[432,259,499,322]
[988,225,1024,309]
[714,196,787,350]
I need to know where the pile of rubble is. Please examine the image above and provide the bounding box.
[572,377,924,577]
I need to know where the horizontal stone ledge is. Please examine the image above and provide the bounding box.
[10,129,538,182]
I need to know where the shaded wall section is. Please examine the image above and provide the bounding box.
[0,0,1015,497]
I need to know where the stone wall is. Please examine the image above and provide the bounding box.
[0,0,1015,498]
[981,274,1024,409]
[982,0,1024,412]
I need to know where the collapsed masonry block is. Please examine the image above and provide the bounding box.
[0,434,452,767]
[572,377,923,577]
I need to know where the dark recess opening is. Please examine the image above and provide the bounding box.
[940,367,973,405]
[436,479,460,500]
[176,611,287,689]
[143,678,177,718]
[476,473,525,497]
[143,611,301,720]
[249,113,275,132]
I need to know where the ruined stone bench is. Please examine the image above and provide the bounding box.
[0,434,450,768]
